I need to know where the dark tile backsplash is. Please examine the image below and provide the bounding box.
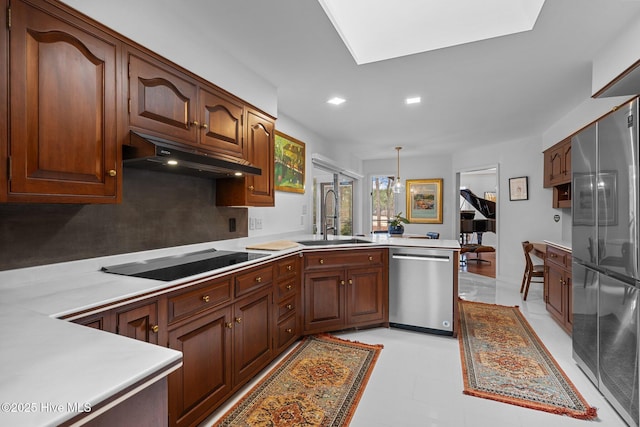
[0,169,248,271]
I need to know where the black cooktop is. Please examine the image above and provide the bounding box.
[101,249,267,281]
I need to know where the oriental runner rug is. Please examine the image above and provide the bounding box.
[458,299,597,419]
[215,334,382,427]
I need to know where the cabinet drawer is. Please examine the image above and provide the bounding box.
[277,295,297,322]
[276,276,298,300]
[304,250,385,270]
[276,257,299,277]
[546,245,571,269]
[235,265,273,297]
[168,278,232,323]
[276,315,298,349]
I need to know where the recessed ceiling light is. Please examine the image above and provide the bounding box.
[167,160,178,166]
[327,97,346,105]
[406,96,421,105]
[234,172,243,176]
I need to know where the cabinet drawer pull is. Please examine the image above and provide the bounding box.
[286,304,293,310]
[319,259,324,265]
[150,325,159,333]
[225,322,233,329]
[235,317,242,324]
[202,295,210,303]
[255,276,262,283]
[286,285,293,290]
[285,328,293,334]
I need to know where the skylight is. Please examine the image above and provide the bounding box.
[317,0,546,65]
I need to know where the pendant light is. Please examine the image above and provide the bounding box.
[392,146,404,194]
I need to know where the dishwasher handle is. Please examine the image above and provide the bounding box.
[391,253,450,262]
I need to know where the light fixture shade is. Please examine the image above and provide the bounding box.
[392,146,404,193]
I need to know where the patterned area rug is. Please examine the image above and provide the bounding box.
[458,299,597,419]
[215,334,383,426]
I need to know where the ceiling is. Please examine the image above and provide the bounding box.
[80,1,640,162]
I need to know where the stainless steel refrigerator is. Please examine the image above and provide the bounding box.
[572,97,640,427]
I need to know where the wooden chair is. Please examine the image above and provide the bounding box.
[521,241,544,300]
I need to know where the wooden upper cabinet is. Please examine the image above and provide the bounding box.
[127,50,247,161]
[128,51,198,144]
[6,0,120,203]
[199,89,245,159]
[543,137,571,187]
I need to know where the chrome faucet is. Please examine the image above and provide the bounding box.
[323,189,338,240]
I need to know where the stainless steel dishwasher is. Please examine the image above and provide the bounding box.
[389,247,454,335]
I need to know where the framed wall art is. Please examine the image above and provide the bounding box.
[274,131,305,193]
[508,176,528,201]
[406,179,443,224]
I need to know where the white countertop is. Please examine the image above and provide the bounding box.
[0,232,458,426]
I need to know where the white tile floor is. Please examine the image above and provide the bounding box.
[202,272,628,427]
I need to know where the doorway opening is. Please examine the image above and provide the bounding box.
[458,167,498,278]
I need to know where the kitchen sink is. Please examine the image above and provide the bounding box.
[296,238,372,246]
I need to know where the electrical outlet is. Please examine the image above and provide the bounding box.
[255,218,262,229]
[249,218,255,230]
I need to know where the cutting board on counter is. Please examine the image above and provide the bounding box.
[245,240,301,251]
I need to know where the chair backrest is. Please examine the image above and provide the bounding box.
[426,232,440,239]
[522,241,534,270]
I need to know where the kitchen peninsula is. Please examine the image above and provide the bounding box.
[0,234,459,427]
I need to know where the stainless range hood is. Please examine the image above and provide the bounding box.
[123,131,261,178]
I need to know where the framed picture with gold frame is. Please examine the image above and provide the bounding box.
[406,179,443,224]
[274,131,305,193]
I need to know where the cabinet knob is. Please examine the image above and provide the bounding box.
[286,304,293,310]
[191,120,200,127]
[202,123,208,129]
[225,322,233,329]
[368,256,373,261]
[256,276,262,283]
[150,325,159,333]
[340,280,345,285]
[202,295,210,303]
[287,265,293,271]
[348,279,353,285]
[108,169,117,177]
[319,259,324,265]
[285,328,293,334]
[286,285,293,290]
[249,185,255,191]
[235,317,242,324]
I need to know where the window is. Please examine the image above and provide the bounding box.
[371,176,398,232]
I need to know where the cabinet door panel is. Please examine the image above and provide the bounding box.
[9,0,118,201]
[304,270,344,333]
[546,267,565,324]
[168,307,232,427]
[200,89,244,159]
[116,302,159,344]
[128,52,197,144]
[233,291,272,385]
[347,267,384,325]
[245,110,274,206]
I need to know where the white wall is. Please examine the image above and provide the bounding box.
[592,18,640,96]
[363,153,454,238]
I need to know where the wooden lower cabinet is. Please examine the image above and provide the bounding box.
[545,245,573,334]
[303,249,388,335]
[168,306,233,427]
[115,300,160,345]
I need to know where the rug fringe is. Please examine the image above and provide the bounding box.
[315,333,385,350]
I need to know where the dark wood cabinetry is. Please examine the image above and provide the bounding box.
[303,249,388,334]
[5,0,121,203]
[115,300,160,345]
[216,109,275,207]
[543,137,572,208]
[545,245,572,334]
[274,255,301,353]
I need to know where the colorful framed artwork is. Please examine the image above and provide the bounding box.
[406,179,443,224]
[508,176,528,201]
[274,131,305,193]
